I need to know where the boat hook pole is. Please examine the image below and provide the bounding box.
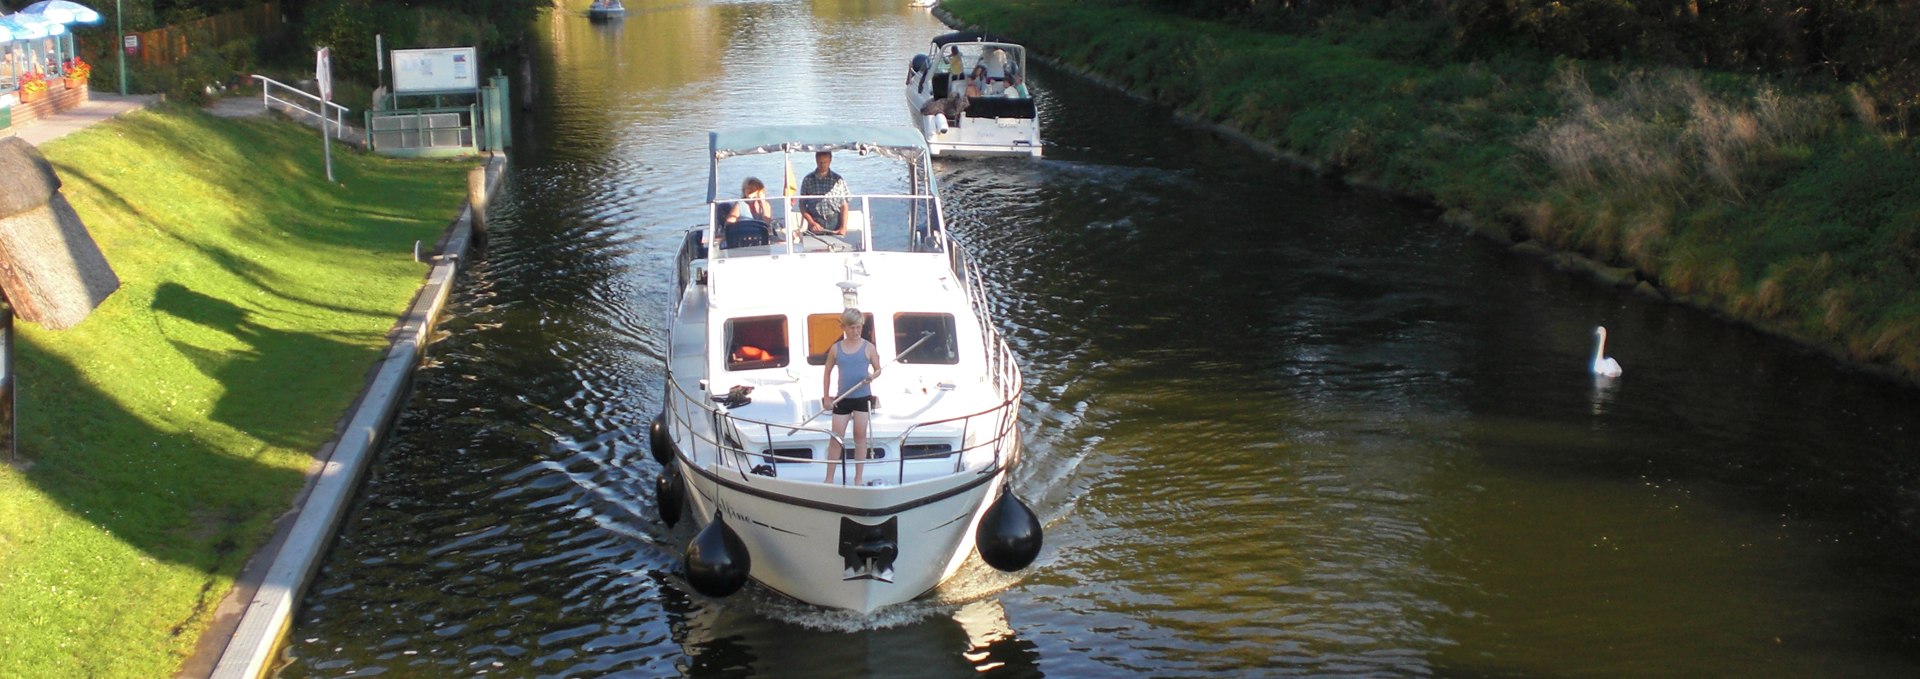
[787,331,935,436]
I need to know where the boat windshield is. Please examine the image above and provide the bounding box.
[710,194,943,258]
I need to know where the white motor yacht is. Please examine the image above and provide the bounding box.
[650,125,1043,613]
[904,32,1043,157]
[588,0,625,21]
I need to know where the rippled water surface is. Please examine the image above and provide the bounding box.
[282,1,1920,676]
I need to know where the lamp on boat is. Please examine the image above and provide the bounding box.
[838,280,862,309]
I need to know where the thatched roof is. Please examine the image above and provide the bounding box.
[0,137,61,218]
[0,138,119,330]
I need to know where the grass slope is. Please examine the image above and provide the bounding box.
[943,0,1920,382]
[0,105,466,677]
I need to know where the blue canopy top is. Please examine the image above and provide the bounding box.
[20,1,103,25]
[709,125,929,161]
[3,12,66,36]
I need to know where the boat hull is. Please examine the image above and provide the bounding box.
[674,449,1008,613]
[906,93,1043,158]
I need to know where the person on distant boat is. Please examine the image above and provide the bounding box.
[946,46,965,79]
[822,309,881,485]
[919,89,967,132]
[1003,73,1029,98]
[966,65,990,98]
[726,177,773,224]
[798,151,849,235]
[982,48,1008,79]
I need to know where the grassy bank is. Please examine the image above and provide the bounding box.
[943,0,1920,383]
[0,106,466,677]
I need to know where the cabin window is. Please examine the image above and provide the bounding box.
[893,313,959,364]
[902,442,955,459]
[806,312,875,365]
[726,315,789,370]
[761,447,815,461]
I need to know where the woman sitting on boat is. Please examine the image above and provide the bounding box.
[725,177,774,224]
[966,65,990,98]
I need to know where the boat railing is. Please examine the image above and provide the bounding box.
[936,229,1024,399]
[662,370,1022,485]
[661,377,840,482]
[708,194,944,259]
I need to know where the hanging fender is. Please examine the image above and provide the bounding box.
[655,466,684,527]
[975,484,1042,571]
[685,512,751,598]
[649,412,672,465]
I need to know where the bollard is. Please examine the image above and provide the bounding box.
[467,164,489,239]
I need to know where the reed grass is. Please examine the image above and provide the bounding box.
[944,0,1920,381]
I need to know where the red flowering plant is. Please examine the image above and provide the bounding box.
[19,70,48,95]
[63,58,91,82]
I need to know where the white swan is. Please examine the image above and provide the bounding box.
[1591,326,1623,377]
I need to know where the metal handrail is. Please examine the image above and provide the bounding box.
[252,73,351,139]
[661,368,1021,485]
[707,194,941,259]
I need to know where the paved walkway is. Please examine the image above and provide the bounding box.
[204,94,270,119]
[3,93,163,145]
[207,92,369,146]
[4,92,357,147]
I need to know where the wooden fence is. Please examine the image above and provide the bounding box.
[130,1,283,67]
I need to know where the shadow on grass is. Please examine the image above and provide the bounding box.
[152,281,368,450]
[53,117,445,322]
[17,329,304,601]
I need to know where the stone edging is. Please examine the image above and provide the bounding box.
[193,153,508,679]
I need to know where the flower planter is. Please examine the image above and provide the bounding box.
[63,78,85,91]
[20,88,45,103]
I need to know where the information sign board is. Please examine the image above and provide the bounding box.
[390,47,479,94]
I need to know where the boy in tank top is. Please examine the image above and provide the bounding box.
[822,308,882,485]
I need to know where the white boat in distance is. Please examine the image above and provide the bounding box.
[650,125,1042,613]
[588,0,624,21]
[905,32,1043,157]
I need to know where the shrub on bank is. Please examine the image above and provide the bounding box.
[942,0,1920,382]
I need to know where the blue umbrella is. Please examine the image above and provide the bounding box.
[0,15,47,41]
[7,12,65,36]
[17,1,100,24]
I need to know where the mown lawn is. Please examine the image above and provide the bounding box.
[0,104,467,677]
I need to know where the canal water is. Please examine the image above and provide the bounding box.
[281,1,1920,676]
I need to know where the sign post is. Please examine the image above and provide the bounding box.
[375,34,385,108]
[116,0,128,95]
[317,47,335,183]
[2,303,12,465]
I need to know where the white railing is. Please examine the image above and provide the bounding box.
[708,194,941,259]
[252,74,351,139]
[661,373,1022,486]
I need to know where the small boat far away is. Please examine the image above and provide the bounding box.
[588,0,625,21]
[905,32,1043,157]
[652,125,1043,614]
